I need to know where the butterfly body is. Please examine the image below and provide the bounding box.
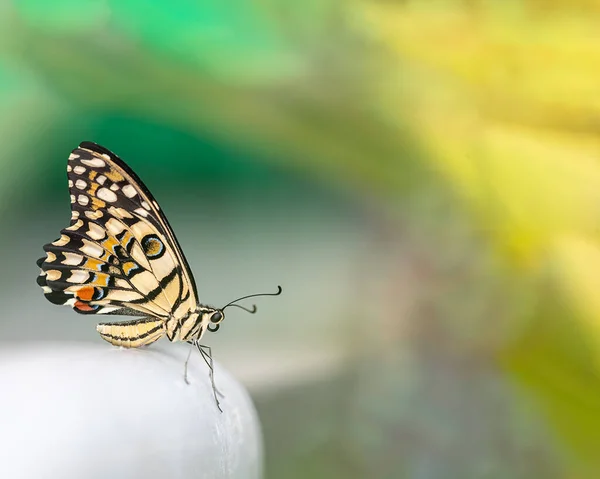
[37,142,227,348]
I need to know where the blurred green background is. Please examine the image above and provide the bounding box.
[3,0,600,477]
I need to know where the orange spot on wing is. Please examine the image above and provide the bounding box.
[102,236,119,253]
[75,300,95,311]
[91,272,110,287]
[122,261,138,275]
[105,170,124,182]
[91,197,106,210]
[84,258,102,271]
[121,231,133,245]
[77,287,94,301]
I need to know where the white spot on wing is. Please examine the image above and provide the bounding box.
[110,183,120,191]
[68,179,74,188]
[81,158,106,168]
[141,201,151,211]
[75,179,87,190]
[87,222,106,240]
[45,270,62,281]
[105,218,126,236]
[78,195,89,206]
[68,153,79,161]
[67,270,90,283]
[66,219,83,231]
[97,187,117,202]
[85,210,103,220]
[73,165,86,175]
[97,175,106,185]
[122,184,137,198]
[134,208,149,217]
[53,235,70,246]
[108,206,133,219]
[81,240,104,258]
[63,252,83,265]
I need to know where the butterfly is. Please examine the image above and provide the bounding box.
[36,141,281,410]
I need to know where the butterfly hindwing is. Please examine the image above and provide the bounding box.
[37,141,198,323]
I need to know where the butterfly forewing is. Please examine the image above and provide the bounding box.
[37,142,199,325]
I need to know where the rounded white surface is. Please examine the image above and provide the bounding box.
[0,341,263,479]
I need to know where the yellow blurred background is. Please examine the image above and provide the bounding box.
[2,0,600,477]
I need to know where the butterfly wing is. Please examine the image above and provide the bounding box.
[37,141,199,323]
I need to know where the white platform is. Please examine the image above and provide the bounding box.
[0,341,263,479]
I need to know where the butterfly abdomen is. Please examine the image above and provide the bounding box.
[96,318,165,348]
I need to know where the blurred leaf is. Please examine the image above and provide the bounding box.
[0,62,69,217]
[357,1,600,263]
[355,1,600,473]
[552,236,600,346]
[4,0,428,201]
[110,0,296,78]
[12,0,303,81]
[502,271,600,475]
[15,0,110,33]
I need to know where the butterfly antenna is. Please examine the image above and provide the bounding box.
[226,303,258,314]
[221,285,283,313]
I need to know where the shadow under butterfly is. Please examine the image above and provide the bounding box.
[36,141,282,412]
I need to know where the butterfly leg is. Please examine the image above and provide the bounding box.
[196,343,223,412]
[197,344,225,398]
[183,342,194,385]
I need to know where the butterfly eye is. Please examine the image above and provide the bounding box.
[210,311,223,324]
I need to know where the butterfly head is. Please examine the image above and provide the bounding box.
[205,309,225,333]
[204,285,283,333]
